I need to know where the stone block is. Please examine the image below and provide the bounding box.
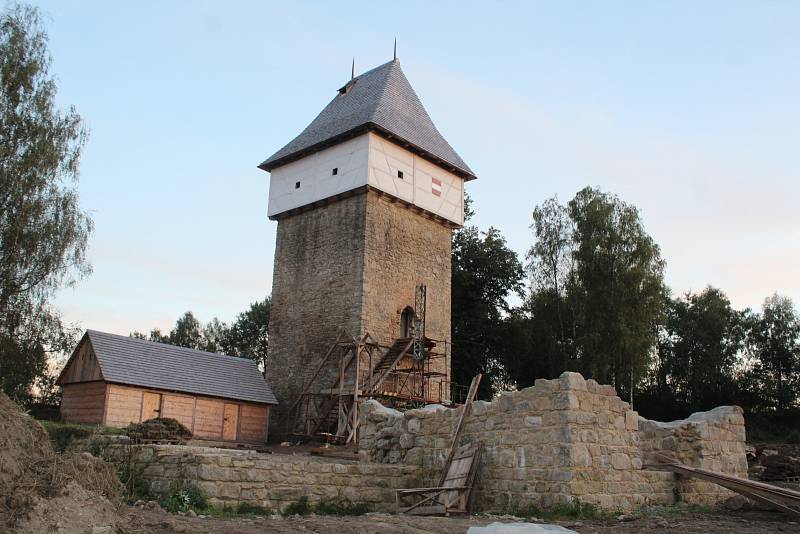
[523,416,542,428]
[625,411,639,431]
[399,433,415,449]
[611,453,631,470]
[559,372,587,391]
[553,392,580,411]
[406,418,421,434]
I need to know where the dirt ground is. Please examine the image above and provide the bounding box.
[123,507,799,534]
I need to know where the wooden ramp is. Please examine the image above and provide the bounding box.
[396,441,482,515]
[647,457,800,516]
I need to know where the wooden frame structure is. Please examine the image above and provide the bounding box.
[396,374,483,515]
[396,441,483,515]
[286,326,464,444]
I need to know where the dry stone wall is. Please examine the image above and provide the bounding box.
[109,445,417,512]
[359,372,748,512]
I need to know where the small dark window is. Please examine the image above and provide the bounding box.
[332,168,338,176]
[295,181,301,189]
[397,170,404,179]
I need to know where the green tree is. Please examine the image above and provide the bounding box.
[0,4,92,401]
[516,188,666,400]
[129,299,271,376]
[748,294,800,411]
[168,311,203,349]
[568,187,666,395]
[226,297,270,376]
[648,287,747,415]
[451,197,524,398]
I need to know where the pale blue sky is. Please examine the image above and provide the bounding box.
[34,1,799,334]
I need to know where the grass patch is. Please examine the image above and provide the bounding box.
[40,420,127,452]
[513,500,612,521]
[40,421,95,452]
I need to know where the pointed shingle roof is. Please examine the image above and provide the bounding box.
[259,60,475,180]
[61,330,277,405]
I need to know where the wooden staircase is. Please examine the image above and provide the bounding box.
[367,337,414,393]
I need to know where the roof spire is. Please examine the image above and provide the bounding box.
[351,57,355,80]
[393,37,397,61]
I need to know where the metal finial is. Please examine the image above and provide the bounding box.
[351,57,355,80]
[393,38,397,61]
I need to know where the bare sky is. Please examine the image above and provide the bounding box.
[34,0,799,335]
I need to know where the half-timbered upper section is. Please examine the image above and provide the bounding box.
[259,60,474,226]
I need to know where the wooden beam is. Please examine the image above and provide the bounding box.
[439,374,481,486]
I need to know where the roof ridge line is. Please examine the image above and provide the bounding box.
[367,60,400,121]
[87,329,258,364]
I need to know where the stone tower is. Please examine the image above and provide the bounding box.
[259,59,475,438]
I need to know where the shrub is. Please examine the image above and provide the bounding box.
[160,484,207,513]
[41,421,94,452]
[236,503,272,516]
[282,496,311,516]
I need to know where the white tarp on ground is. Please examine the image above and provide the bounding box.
[467,523,578,534]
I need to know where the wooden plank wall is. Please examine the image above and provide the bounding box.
[60,341,103,384]
[60,382,106,424]
[161,394,195,430]
[105,384,144,427]
[194,398,225,439]
[61,381,270,443]
[240,404,269,442]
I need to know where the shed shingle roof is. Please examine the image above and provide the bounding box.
[75,330,277,405]
[259,60,475,180]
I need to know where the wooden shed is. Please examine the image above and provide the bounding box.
[57,330,278,444]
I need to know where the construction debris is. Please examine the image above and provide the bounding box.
[647,454,800,516]
[125,417,192,444]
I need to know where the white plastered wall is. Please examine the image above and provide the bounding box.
[267,132,465,225]
[366,133,464,226]
[267,135,370,217]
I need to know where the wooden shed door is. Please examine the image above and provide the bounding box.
[222,403,239,441]
[141,392,161,421]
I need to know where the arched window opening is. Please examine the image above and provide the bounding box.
[400,307,414,338]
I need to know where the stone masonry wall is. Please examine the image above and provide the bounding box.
[108,445,418,513]
[102,374,748,515]
[268,189,456,441]
[361,191,453,393]
[267,193,368,438]
[639,406,748,504]
[359,372,748,512]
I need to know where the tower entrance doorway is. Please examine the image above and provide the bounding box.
[400,307,414,338]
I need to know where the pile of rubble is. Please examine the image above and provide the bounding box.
[0,392,123,533]
[749,444,800,482]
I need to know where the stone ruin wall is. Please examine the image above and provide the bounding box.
[358,371,748,512]
[639,406,748,504]
[100,372,748,514]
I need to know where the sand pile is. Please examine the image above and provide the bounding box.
[0,391,123,533]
